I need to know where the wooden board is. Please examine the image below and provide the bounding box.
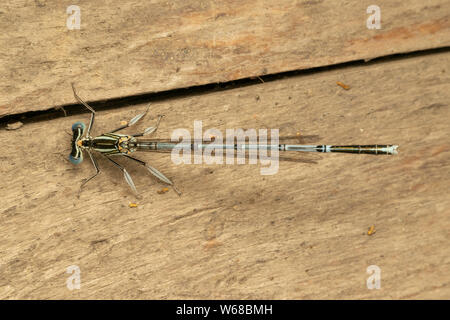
[0,51,449,299]
[1,0,449,117]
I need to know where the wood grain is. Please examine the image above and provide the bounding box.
[1,0,449,117]
[0,51,449,299]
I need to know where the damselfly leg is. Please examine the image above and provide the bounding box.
[122,154,181,195]
[104,155,138,194]
[106,106,163,137]
[132,114,164,137]
[107,105,150,134]
[77,150,100,197]
[71,83,95,137]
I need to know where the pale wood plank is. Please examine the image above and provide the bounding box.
[0,52,449,299]
[1,0,449,117]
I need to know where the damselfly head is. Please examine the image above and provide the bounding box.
[69,122,86,164]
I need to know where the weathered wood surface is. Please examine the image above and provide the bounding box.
[0,51,449,299]
[1,0,449,117]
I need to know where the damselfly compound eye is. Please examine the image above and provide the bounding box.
[72,121,86,132]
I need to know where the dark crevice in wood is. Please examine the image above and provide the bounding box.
[1,45,449,127]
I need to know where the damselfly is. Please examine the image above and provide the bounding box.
[69,84,398,196]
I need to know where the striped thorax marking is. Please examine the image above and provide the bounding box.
[89,133,137,155]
